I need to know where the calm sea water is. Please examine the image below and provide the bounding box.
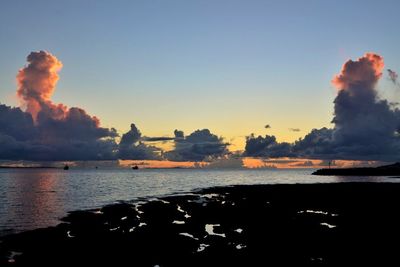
[0,168,397,236]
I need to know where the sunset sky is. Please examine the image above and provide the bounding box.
[1,0,400,167]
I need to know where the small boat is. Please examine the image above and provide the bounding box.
[63,164,69,170]
[132,165,139,170]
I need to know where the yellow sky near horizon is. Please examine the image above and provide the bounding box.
[117,117,333,153]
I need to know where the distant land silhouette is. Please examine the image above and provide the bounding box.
[313,162,400,176]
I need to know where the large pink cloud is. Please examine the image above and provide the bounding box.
[17,51,66,122]
[332,53,384,93]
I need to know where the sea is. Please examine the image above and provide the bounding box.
[0,168,397,236]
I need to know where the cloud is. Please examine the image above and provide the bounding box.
[4,51,230,162]
[174,129,184,138]
[0,103,119,161]
[2,51,226,162]
[388,69,399,85]
[119,123,141,146]
[331,53,384,91]
[0,104,37,141]
[200,156,244,169]
[34,107,118,160]
[14,51,119,160]
[4,50,400,163]
[117,123,162,160]
[262,159,304,164]
[244,134,294,158]
[118,142,162,160]
[17,51,64,122]
[291,160,315,167]
[292,128,334,158]
[165,129,229,161]
[142,136,176,142]
[387,69,400,91]
[244,53,400,161]
[289,128,301,132]
[330,53,400,160]
[1,51,161,161]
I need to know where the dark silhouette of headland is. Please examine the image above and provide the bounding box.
[312,162,400,176]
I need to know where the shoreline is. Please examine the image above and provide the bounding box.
[1,182,400,265]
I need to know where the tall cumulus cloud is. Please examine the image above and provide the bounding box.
[3,50,400,162]
[245,53,400,161]
[117,123,162,160]
[0,51,160,161]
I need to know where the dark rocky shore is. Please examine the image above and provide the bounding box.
[313,162,400,176]
[1,182,400,266]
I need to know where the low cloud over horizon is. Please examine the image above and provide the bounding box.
[164,129,229,162]
[1,51,400,163]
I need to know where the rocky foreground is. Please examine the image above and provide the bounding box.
[1,183,400,266]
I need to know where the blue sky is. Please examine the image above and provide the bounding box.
[1,0,400,150]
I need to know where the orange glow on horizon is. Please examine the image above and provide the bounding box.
[242,157,382,169]
[119,158,383,169]
[118,160,206,169]
[242,157,320,169]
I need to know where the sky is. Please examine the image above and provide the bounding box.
[1,0,400,166]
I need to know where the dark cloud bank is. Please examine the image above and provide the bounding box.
[165,129,229,162]
[245,53,400,161]
[1,51,400,162]
[0,51,228,162]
